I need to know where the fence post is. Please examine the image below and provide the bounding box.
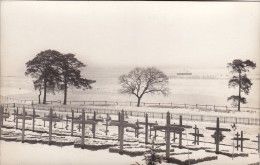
[171,102,172,107]
[214,105,215,111]
[201,115,203,122]
[226,106,228,111]
[162,113,163,119]
[206,105,207,110]
[13,103,15,108]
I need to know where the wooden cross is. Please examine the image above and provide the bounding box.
[135,119,144,138]
[86,111,103,138]
[0,108,10,126]
[153,112,184,160]
[16,107,33,143]
[171,115,192,148]
[66,110,81,136]
[73,110,97,148]
[206,117,231,153]
[137,114,157,144]
[252,133,260,153]
[27,109,40,131]
[42,108,60,145]
[12,107,20,122]
[12,108,23,129]
[103,113,111,135]
[189,125,204,145]
[110,110,137,154]
[110,112,128,141]
[232,131,250,152]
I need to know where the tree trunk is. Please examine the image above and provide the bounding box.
[63,78,67,105]
[43,79,47,104]
[238,72,241,111]
[137,97,141,107]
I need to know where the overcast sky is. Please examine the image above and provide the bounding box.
[1,1,260,76]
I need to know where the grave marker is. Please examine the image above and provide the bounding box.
[252,134,260,153]
[42,108,60,145]
[171,116,192,148]
[232,131,250,152]
[206,118,231,153]
[73,110,97,148]
[153,112,184,160]
[66,110,81,136]
[28,109,40,131]
[16,107,33,143]
[137,114,157,144]
[189,125,204,145]
[110,110,137,154]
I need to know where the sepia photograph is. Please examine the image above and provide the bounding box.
[0,1,259,165]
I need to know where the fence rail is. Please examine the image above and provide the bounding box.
[1,102,259,126]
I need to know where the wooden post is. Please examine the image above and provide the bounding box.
[0,106,3,139]
[136,119,139,138]
[32,109,35,131]
[216,117,220,153]
[179,115,182,148]
[49,108,53,145]
[241,131,244,152]
[194,125,197,145]
[166,112,171,160]
[21,107,26,143]
[71,110,74,136]
[145,114,148,144]
[15,108,19,128]
[252,134,260,153]
[81,110,85,149]
[119,110,124,154]
[197,130,200,145]
[235,132,240,151]
[92,111,96,138]
[118,112,120,141]
[44,113,46,127]
[66,115,69,130]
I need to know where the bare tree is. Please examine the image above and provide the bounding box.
[119,67,170,107]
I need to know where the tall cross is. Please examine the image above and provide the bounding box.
[206,117,231,153]
[28,109,40,131]
[137,114,157,144]
[110,111,128,141]
[171,115,192,148]
[252,133,260,153]
[153,112,184,160]
[110,110,137,154]
[42,108,60,145]
[16,107,33,143]
[66,110,81,136]
[86,111,103,138]
[73,110,97,148]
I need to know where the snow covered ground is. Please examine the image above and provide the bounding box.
[0,106,259,165]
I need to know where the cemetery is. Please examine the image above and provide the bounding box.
[0,105,259,165]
